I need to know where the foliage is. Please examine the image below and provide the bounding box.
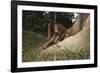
[22,10,74,35]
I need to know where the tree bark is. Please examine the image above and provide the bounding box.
[41,14,90,55]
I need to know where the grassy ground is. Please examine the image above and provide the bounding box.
[22,30,47,62]
[22,30,90,62]
[38,48,90,61]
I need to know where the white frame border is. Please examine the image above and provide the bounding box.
[17,5,94,68]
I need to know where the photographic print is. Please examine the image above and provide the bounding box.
[22,11,90,62]
[11,1,97,72]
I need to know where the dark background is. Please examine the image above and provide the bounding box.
[22,10,74,36]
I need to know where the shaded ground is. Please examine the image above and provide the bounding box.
[22,30,46,62]
[22,30,90,62]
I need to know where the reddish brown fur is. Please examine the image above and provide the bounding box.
[42,23,70,49]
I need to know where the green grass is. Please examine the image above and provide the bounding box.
[22,30,90,62]
[22,30,47,62]
[37,48,90,61]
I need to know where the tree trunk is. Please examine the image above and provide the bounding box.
[40,14,90,55]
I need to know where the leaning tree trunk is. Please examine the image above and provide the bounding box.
[40,14,90,55]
